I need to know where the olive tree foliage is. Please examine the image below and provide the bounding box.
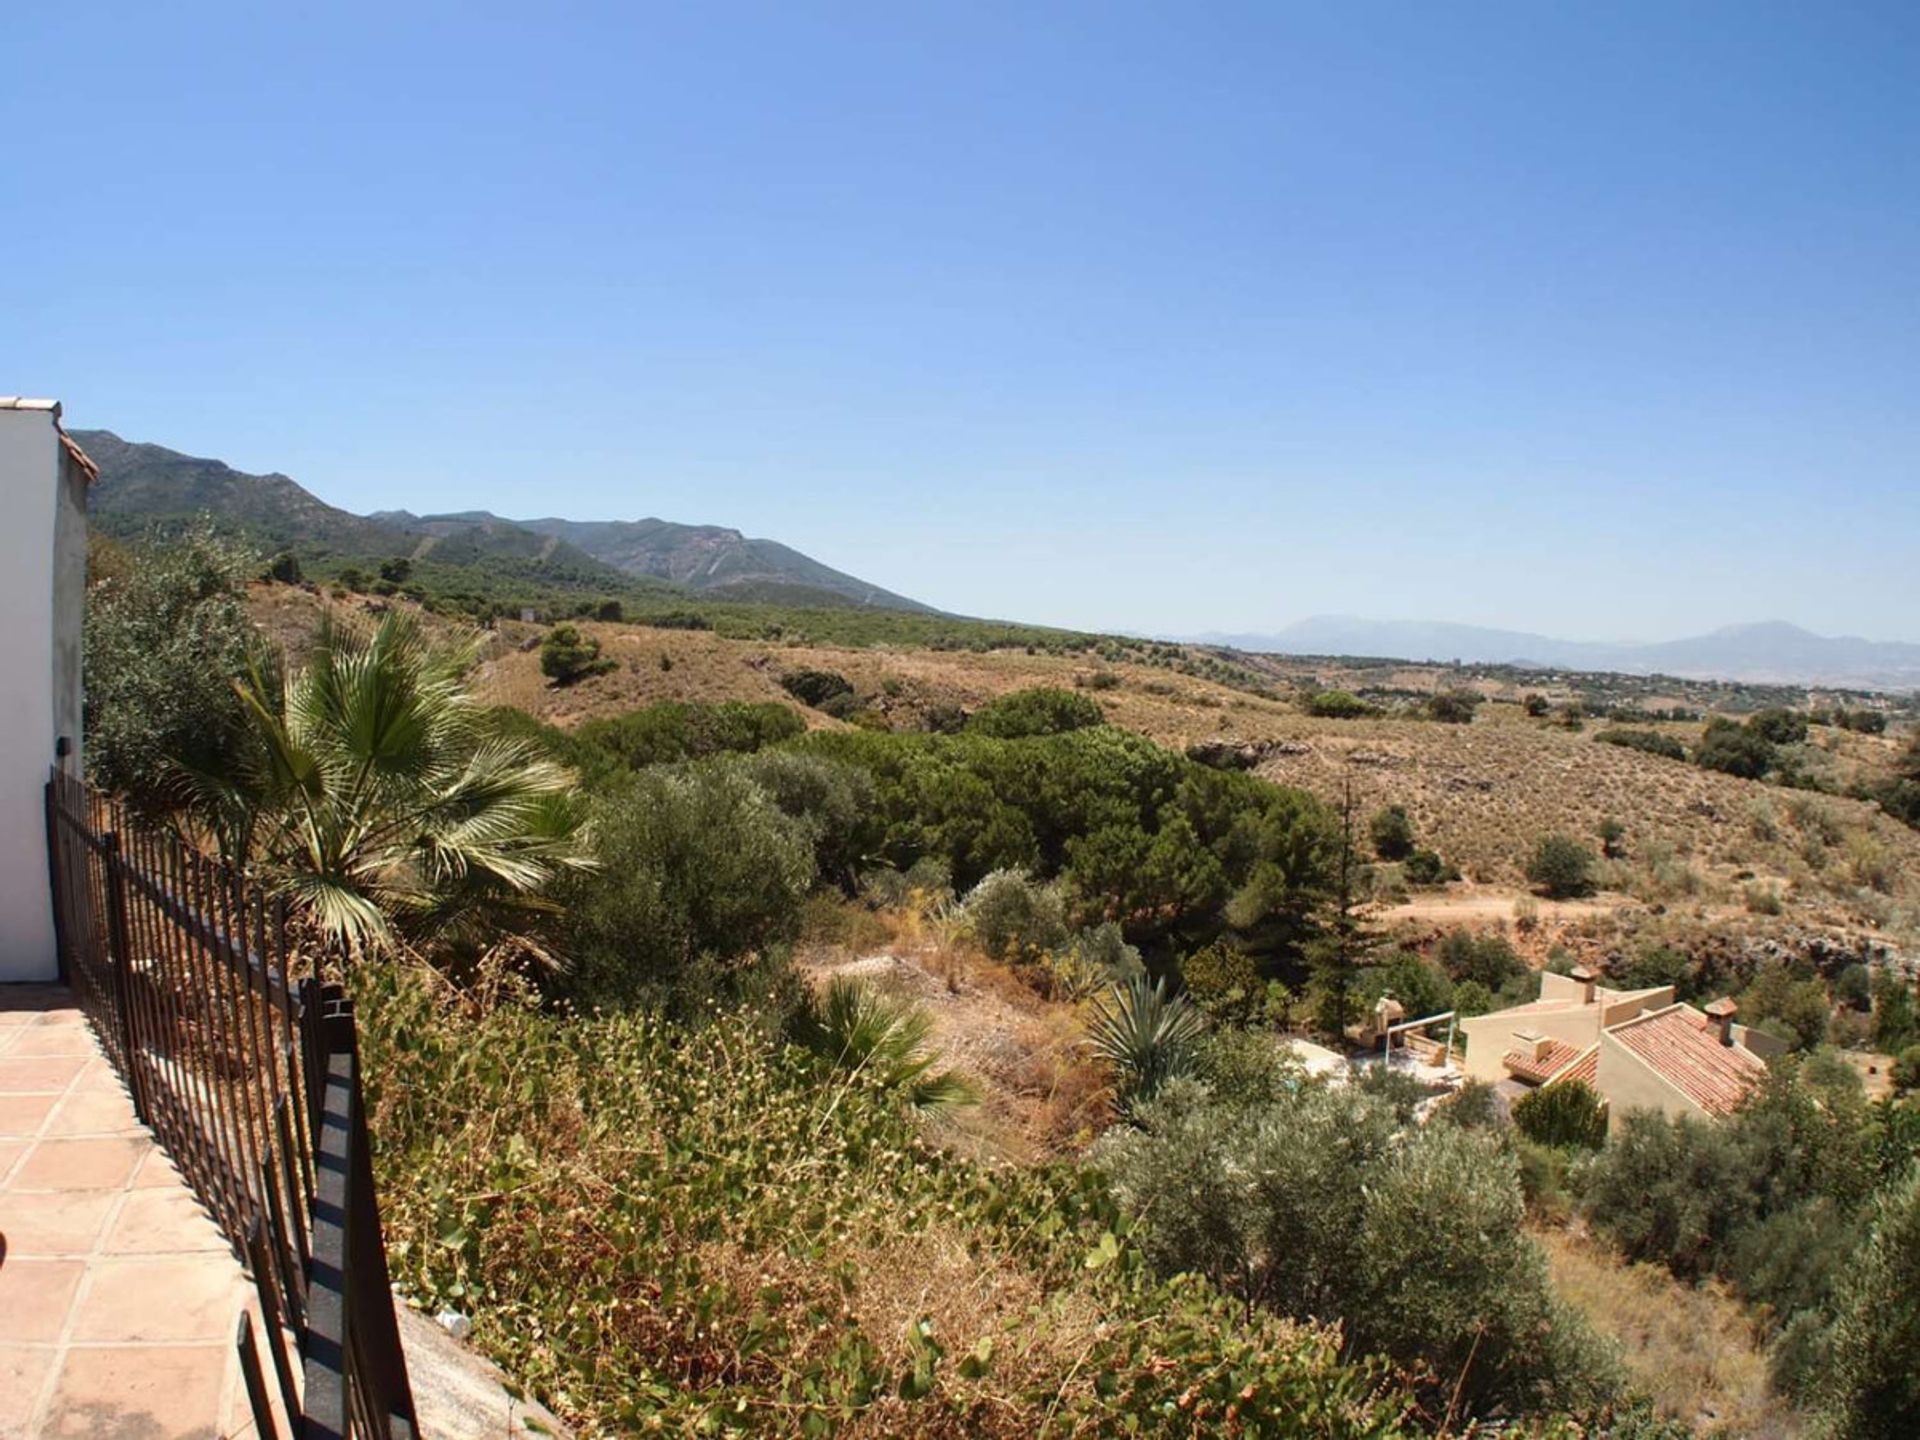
[1095,1079,1622,1421]
[1814,1164,1920,1440]
[83,525,258,815]
[555,762,816,1019]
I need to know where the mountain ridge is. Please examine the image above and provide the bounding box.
[75,430,934,613]
[1195,615,1920,690]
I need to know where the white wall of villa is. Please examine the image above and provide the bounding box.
[0,399,88,983]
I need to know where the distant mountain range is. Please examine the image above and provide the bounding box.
[1196,617,1920,691]
[73,430,934,613]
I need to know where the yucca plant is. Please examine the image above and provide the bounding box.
[1088,975,1206,1106]
[794,977,975,1111]
[186,611,593,955]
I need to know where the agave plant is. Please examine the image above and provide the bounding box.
[795,977,975,1111]
[185,611,594,954]
[1087,975,1206,1105]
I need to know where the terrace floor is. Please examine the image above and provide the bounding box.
[0,985,262,1440]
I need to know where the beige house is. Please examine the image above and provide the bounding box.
[1460,967,1781,1130]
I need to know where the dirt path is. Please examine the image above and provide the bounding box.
[1376,886,1635,927]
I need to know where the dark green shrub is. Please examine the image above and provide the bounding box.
[1595,727,1687,762]
[1598,816,1626,858]
[645,609,712,631]
[379,555,413,584]
[574,700,805,771]
[540,624,616,684]
[967,686,1104,738]
[593,597,623,621]
[1437,930,1526,991]
[1873,974,1918,1052]
[1369,804,1415,861]
[1303,689,1374,719]
[1512,1079,1608,1149]
[264,550,302,584]
[1696,717,1775,779]
[1747,708,1810,745]
[1355,950,1452,1021]
[1526,833,1597,898]
[1615,943,1694,998]
[779,668,855,709]
[1426,690,1481,724]
[1402,847,1457,885]
[1523,693,1550,717]
[1180,939,1261,1019]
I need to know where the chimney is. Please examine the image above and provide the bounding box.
[1705,997,1738,1047]
[1570,964,1597,1005]
[1514,1028,1553,1062]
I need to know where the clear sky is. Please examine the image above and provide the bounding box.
[4,2,1916,641]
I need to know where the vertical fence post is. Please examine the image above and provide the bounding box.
[100,831,148,1125]
[44,779,70,985]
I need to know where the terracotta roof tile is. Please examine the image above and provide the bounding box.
[1547,1044,1600,1090]
[1503,1039,1583,1085]
[1609,1005,1768,1116]
[59,429,98,484]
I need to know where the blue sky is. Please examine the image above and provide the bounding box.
[4,2,1916,640]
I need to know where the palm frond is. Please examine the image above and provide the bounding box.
[797,977,976,1112]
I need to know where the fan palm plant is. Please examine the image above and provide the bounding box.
[795,977,975,1111]
[187,611,593,954]
[1087,975,1206,1106]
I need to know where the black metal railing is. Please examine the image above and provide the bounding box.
[46,769,418,1440]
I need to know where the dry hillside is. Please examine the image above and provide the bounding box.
[249,584,1920,957]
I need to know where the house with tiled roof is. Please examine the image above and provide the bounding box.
[1457,966,1674,1087]
[1589,999,1774,1122]
[1460,965,1783,1131]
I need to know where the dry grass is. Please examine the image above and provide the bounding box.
[796,914,1111,1163]
[1538,1228,1802,1438]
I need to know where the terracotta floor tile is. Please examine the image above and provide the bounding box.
[40,1344,228,1440]
[100,1188,227,1256]
[12,1137,148,1193]
[5,1028,97,1060]
[0,1029,20,1055]
[0,1189,118,1256]
[0,1095,59,1139]
[0,1058,86,1094]
[0,1139,27,1185]
[0,1345,58,1440]
[130,1148,185,1190]
[41,1087,140,1138]
[0,1259,85,1342]
[69,1259,249,1343]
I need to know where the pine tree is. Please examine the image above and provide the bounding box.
[1307,769,1380,1040]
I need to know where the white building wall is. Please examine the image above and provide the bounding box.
[0,403,77,982]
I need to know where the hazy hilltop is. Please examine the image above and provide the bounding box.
[1203,615,1920,691]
